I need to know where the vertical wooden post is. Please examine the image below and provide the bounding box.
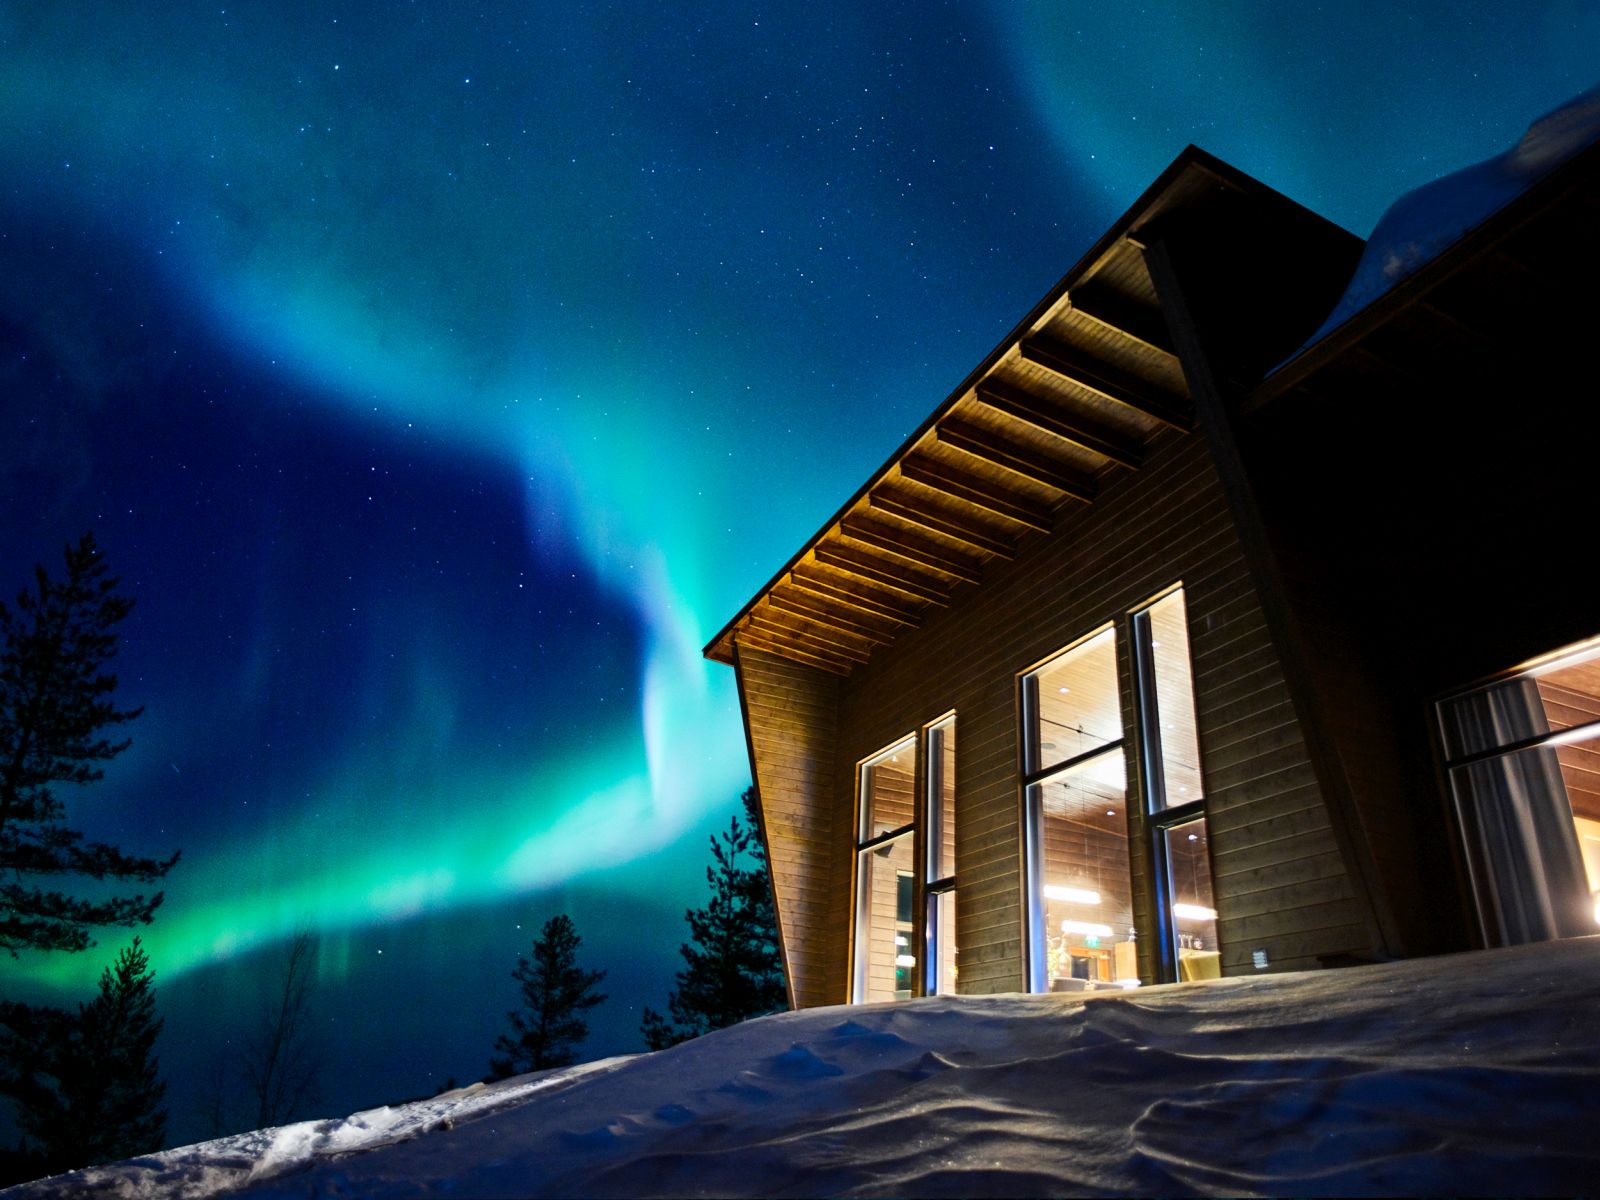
[1143,236,1398,960]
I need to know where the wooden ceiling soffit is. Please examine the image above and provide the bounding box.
[1065,286,1178,361]
[898,455,1054,533]
[972,379,1143,469]
[813,544,952,605]
[935,417,1098,502]
[789,565,924,626]
[839,515,984,584]
[1019,335,1192,431]
[766,589,898,643]
[867,488,1017,558]
[747,611,874,663]
[735,629,853,675]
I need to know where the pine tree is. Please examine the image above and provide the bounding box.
[0,533,178,956]
[641,789,785,1049]
[489,914,608,1077]
[2,938,167,1175]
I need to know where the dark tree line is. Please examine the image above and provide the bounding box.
[488,788,785,1080]
[0,535,178,1183]
[0,535,789,1183]
[642,789,785,1049]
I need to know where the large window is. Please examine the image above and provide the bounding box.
[1022,626,1141,992]
[853,718,960,1003]
[853,737,917,1002]
[1438,637,1600,946]
[924,715,957,995]
[1132,588,1218,982]
[1021,586,1217,991]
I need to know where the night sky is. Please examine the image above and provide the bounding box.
[3,1,1595,1144]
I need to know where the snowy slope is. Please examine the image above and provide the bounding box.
[1296,84,1600,352]
[11,935,1600,1198]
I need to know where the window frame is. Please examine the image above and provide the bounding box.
[851,735,918,1003]
[1018,585,1219,992]
[1018,623,1127,993]
[1130,586,1213,984]
[1434,634,1600,947]
[923,712,957,996]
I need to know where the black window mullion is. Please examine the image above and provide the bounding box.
[1149,797,1206,832]
[857,824,915,854]
[1021,737,1126,789]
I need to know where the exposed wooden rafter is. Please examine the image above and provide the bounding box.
[767,589,897,643]
[973,379,1143,469]
[735,629,852,675]
[1020,335,1192,430]
[747,612,874,663]
[840,515,984,584]
[1066,286,1179,360]
[899,455,1055,533]
[813,545,952,605]
[789,566,925,626]
[867,489,1017,558]
[935,417,1099,501]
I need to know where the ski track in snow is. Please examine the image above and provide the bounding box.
[10,936,1600,1198]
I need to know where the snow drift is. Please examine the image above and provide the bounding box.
[11,935,1600,1197]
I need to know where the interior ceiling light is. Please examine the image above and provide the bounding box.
[1043,885,1101,905]
[1172,903,1218,921]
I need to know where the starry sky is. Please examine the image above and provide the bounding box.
[3,0,1595,1144]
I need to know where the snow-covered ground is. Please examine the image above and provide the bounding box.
[11,935,1600,1198]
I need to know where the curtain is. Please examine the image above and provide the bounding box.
[1443,678,1592,945]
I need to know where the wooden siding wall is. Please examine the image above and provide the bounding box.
[829,429,1367,991]
[735,646,847,1008]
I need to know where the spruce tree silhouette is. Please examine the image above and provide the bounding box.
[3,938,167,1177]
[0,533,178,955]
[642,789,784,1049]
[490,914,608,1076]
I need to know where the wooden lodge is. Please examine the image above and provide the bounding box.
[705,140,1600,1007]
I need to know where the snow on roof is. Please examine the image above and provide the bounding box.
[18,934,1600,1197]
[1296,84,1600,354]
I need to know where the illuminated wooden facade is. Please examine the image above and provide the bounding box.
[707,143,1600,1007]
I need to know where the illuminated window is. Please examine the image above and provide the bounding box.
[1021,627,1141,992]
[925,715,957,995]
[1437,636,1600,946]
[1021,587,1216,991]
[853,737,917,1002]
[1132,588,1219,982]
[852,716,960,1003]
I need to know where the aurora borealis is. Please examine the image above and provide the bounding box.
[3,0,1596,1142]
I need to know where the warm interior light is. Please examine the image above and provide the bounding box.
[1044,885,1101,905]
[1060,920,1114,937]
[1172,903,1218,921]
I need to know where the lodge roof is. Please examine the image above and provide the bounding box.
[1250,136,1600,418]
[705,135,1599,677]
[704,147,1350,676]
